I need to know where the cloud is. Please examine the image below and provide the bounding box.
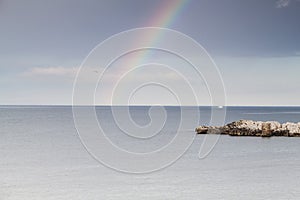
[23,66,78,77]
[276,0,290,8]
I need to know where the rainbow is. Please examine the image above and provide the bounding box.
[147,0,190,27]
[107,0,191,104]
[128,0,191,66]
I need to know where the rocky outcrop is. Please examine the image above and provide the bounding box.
[195,120,300,137]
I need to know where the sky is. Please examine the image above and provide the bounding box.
[0,0,300,106]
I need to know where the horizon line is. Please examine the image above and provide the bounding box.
[0,104,300,107]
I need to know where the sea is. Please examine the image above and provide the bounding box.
[0,106,300,199]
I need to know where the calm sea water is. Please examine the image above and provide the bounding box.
[1,106,300,199]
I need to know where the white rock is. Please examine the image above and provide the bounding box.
[266,121,281,130]
[237,120,262,130]
[283,122,299,134]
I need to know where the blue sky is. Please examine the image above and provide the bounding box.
[1,0,300,105]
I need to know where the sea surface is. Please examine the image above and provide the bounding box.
[1,106,300,199]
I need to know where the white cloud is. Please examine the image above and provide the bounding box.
[276,0,290,8]
[23,66,78,77]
